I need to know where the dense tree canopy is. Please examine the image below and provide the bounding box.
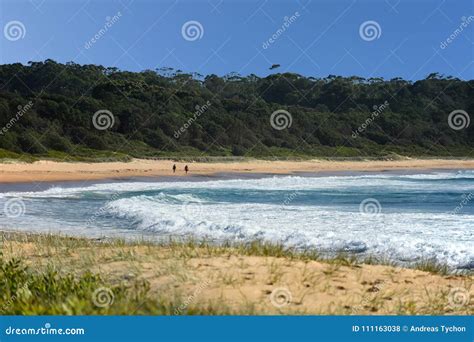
[0,60,472,159]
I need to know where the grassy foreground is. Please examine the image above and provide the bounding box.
[0,232,472,315]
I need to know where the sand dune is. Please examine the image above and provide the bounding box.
[1,232,472,315]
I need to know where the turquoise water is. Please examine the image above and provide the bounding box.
[0,170,473,269]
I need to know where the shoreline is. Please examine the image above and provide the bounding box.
[1,158,474,183]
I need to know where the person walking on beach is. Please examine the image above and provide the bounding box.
[184,165,189,174]
[172,164,176,173]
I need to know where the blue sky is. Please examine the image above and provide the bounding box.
[1,0,473,80]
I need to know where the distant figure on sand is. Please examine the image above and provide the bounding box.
[172,164,176,173]
[184,165,189,174]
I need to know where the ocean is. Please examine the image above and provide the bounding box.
[0,170,473,270]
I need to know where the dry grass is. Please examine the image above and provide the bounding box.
[0,231,472,315]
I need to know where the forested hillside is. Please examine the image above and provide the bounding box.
[0,60,472,160]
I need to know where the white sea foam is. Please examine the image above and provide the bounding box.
[1,171,473,199]
[0,171,473,269]
[101,196,473,268]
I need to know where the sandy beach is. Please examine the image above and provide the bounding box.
[1,232,472,315]
[1,158,474,183]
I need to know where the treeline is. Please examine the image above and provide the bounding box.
[0,59,472,159]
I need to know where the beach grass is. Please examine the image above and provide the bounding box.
[2,147,474,165]
[0,231,472,315]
